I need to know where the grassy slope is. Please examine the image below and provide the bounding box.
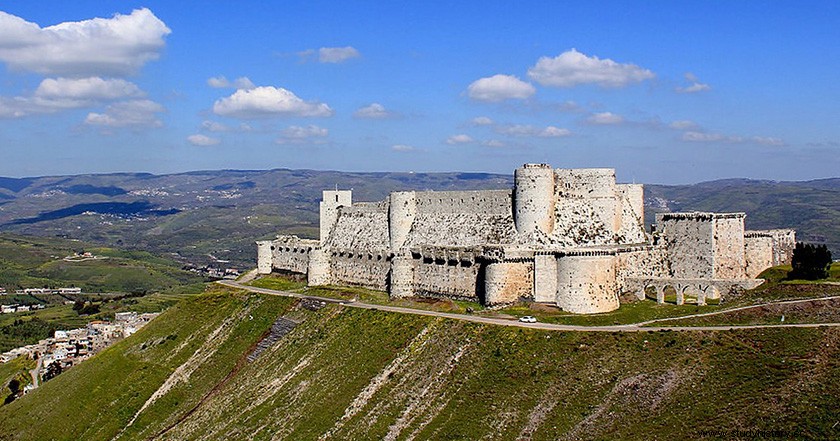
[0,234,207,352]
[0,287,836,440]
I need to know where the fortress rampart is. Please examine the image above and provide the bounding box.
[258,164,796,314]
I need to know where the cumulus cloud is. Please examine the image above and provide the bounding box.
[0,76,147,118]
[318,46,360,63]
[527,49,654,88]
[0,8,170,77]
[495,124,571,137]
[187,134,220,146]
[35,77,143,100]
[84,99,165,128]
[353,103,392,119]
[539,126,572,137]
[681,131,784,146]
[213,86,333,119]
[392,144,416,152]
[276,124,329,144]
[585,112,625,125]
[470,116,494,126]
[676,72,711,94]
[467,74,535,102]
[207,76,256,90]
[201,120,252,132]
[446,134,474,145]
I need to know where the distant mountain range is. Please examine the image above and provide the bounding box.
[0,169,836,268]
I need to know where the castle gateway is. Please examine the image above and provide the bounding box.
[257,164,795,314]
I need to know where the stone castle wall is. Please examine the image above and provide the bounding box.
[744,229,796,278]
[259,164,796,315]
[326,202,390,251]
[407,190,515,247]
[329,251,390,291]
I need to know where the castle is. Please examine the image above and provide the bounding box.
[257,164,795,314]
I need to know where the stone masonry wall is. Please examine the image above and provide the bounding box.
[555,254,619,314]
[326,202,390,251]
[713,216,746,279]
[412,257,481,300]
[744,235,774,279]
[657,213,716,279]
[269,236,319,275]
[329,252,390,291]
[408,190,516,247]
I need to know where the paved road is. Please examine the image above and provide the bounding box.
[219,280,840,333]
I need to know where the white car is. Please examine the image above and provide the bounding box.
[518,316,537,323]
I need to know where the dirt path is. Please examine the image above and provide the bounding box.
[219,281,840,333]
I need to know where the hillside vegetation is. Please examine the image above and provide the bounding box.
[0,234,206,352]
[0,286,836,440]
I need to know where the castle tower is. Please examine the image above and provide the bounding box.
[389,253,415,298]
[319,190,352,246]
[389,191,417,251]
[307,248,331,286]
[514,164,556,237]
[555,253,619,313]
[256,240,273,274]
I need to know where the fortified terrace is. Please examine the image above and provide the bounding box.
[257,164,796,314]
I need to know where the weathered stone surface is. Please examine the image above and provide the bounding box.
[259,164,796,314]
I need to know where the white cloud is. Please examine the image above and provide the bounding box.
[0,76,146,118]
[213,86,333,119]
[470,116,494,126]
[207,76,256,90]
[681,131,784,146]
[187,134,220,146]
[0,8,170,77]
[392,144,416,152]
[202,120,229,132]
[353,103,391,119]
[669,120,699,130]
[496,124,537,136]
[318,46,360,63]
[539,126,572,137]
[276,124,329,144]
[35,77,143,100]
[467,74,535,102]
[527,49,654,88]
[482,139,505,147]
[446,134,474,145]
[84,99,164,128]
[586,112,625,125]
[676,73,711,93]
[494,124,571,138]
[201,120,252,132]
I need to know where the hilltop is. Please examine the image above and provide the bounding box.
[0,169,837,270]
[0,283,836,440]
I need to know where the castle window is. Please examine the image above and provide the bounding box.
[335,195,339,202]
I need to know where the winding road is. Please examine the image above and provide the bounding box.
[218,280,840,333]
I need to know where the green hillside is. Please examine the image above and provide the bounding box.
[0,286,836,440]
[0,234,206,352]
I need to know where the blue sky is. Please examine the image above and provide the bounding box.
[0,1,838,183]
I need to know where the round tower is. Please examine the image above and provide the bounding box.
[389,191,417,251]
[389,254,415,298]
[514,163,556,236]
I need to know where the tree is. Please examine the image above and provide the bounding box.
[788,242,832,280]
[4,379,20,404]
[43,361,63,382]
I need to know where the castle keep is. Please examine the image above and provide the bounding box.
[257,164,795,314]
